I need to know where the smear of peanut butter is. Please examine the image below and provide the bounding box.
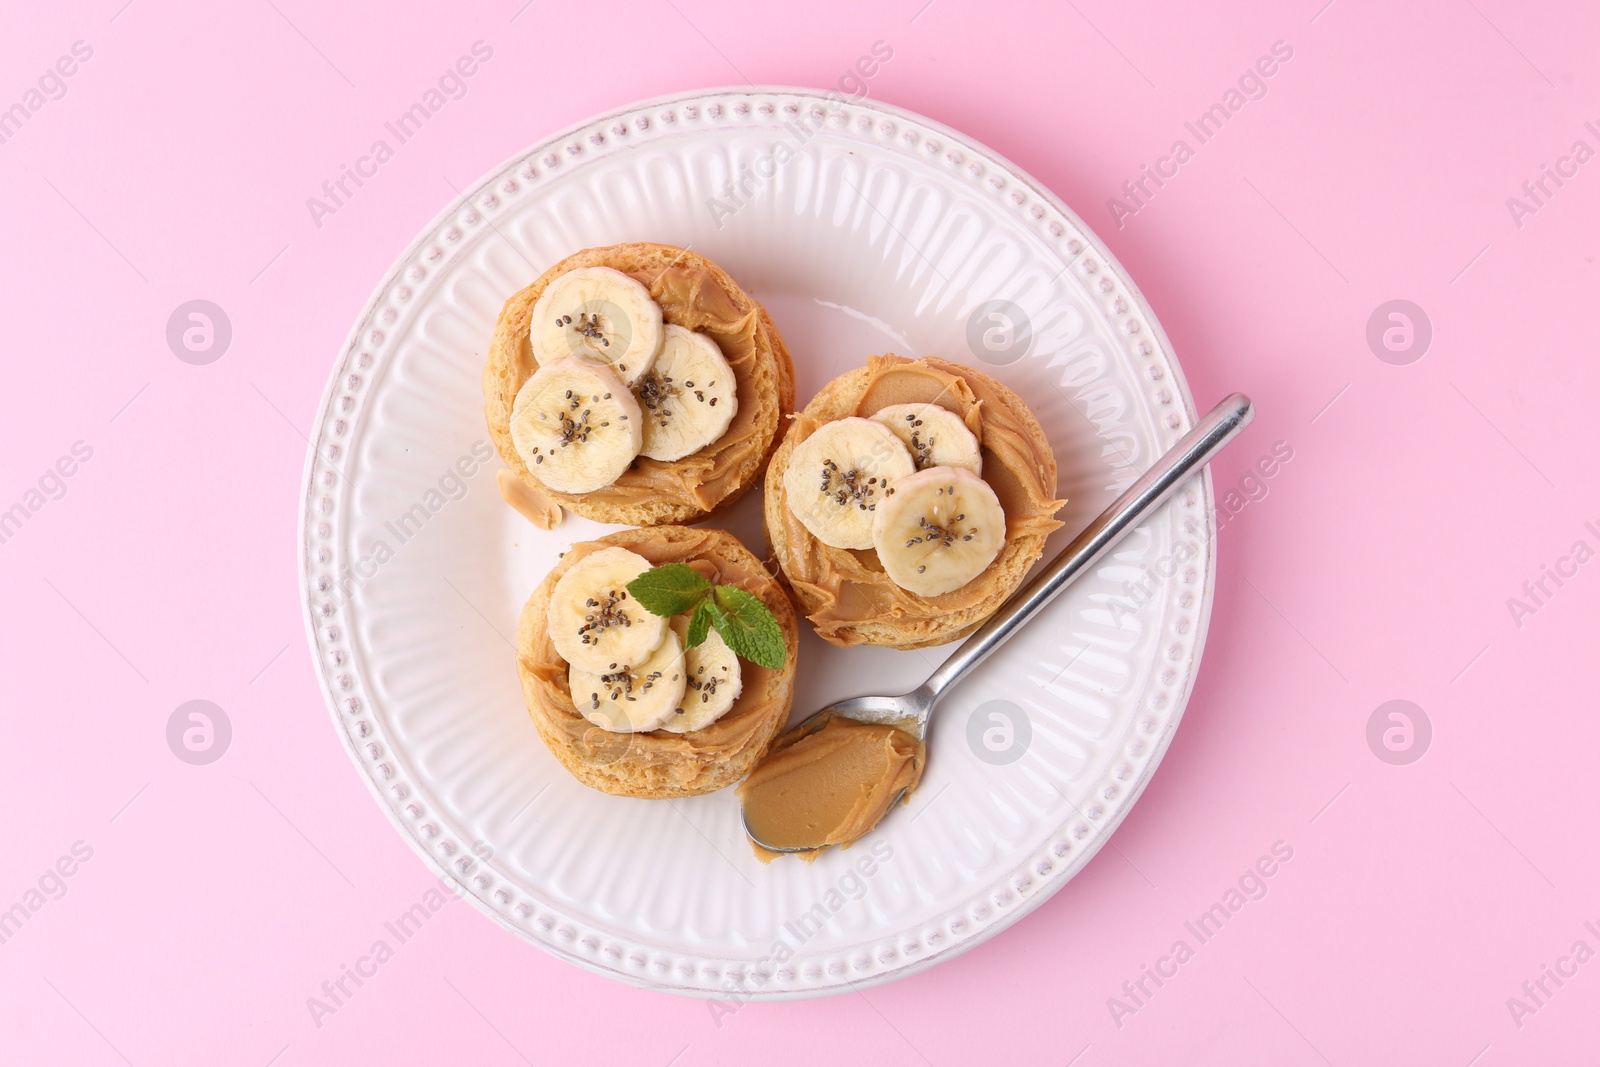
[737,712,924,861]
[497,468,563,529]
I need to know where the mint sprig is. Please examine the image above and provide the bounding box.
[626,564,787,670]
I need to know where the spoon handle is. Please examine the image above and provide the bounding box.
[919,392,1254,707]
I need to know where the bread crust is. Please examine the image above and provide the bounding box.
[517,527,799,798]
[484,243,795,525]
[764,357,1063,649]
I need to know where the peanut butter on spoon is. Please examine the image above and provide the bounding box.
[737,713,923,862]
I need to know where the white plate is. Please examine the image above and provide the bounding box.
[298,87,1215,999]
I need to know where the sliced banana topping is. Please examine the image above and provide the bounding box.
[782,417,916,550]
[530,266,665,384]
[659,616,742,734]
[569,626,686,733]
[634,324,739,461]
[509,358,643,494]
[870,466,1007,597]
[547,547,668,673]
[871,403,982,475]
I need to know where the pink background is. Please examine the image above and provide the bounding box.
[3,0,1597,1063]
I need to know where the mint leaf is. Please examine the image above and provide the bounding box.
[709,585,787,669]
[685,601,713,648]
[627,564,710,617]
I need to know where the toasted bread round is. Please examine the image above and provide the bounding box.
[485,243,795,525]
[517,527,799,798]
[765,355,1065,650]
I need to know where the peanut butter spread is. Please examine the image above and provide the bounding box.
[497,468,563,529]
[522,528,791,783]
[514,264,768,512]
[738,712,924,860]
[780,355,1064,632]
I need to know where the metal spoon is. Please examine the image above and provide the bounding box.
[743,392,1254,853]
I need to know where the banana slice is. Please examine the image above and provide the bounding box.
[547,546,669,672]
[568,627,686,733]
[634,325,739,461]
[530,266,665,384]
[782,417,916,550]
[659,616,742,734]
[509,359,643,494]
[870,466,1007,596]
[871,403,982,475]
